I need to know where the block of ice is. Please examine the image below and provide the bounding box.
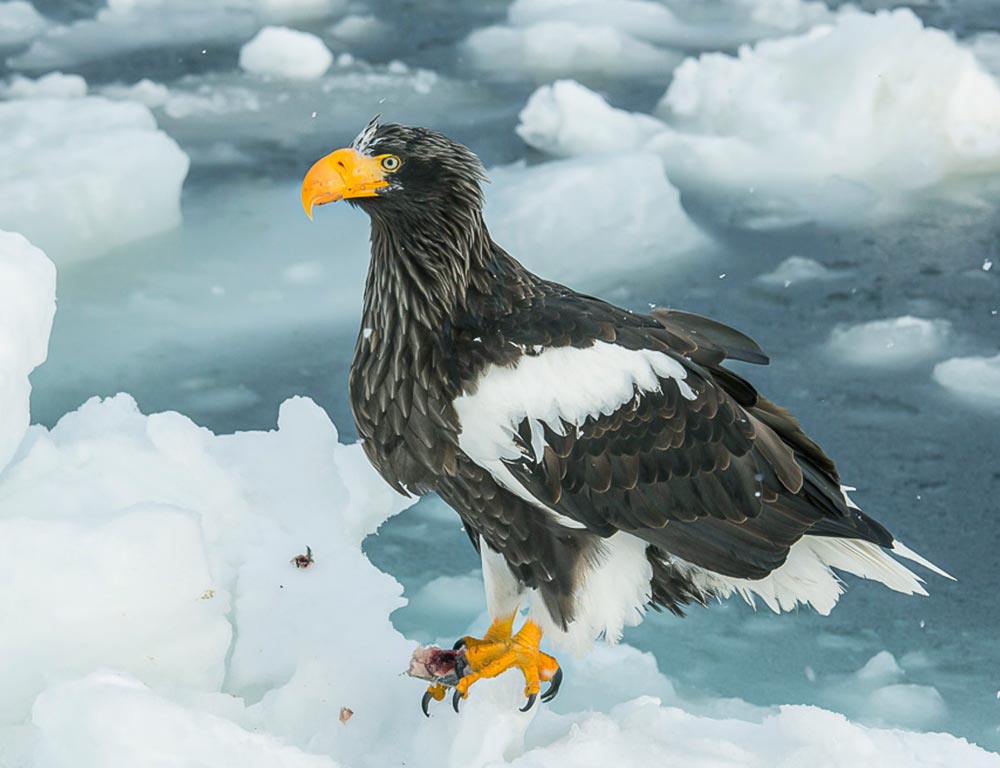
[239,25,334,80]
[933,354,1000,406]
[0,0,46,49]
[0,96,189,264]
[517,80,667,157]
[8,0,344,71]
[486,153,707,284]
[0,72,87,99]
[99,78,170,108]
[826,316,952,368]
[463,20,681,84]
[651,9,1000,225]
[0,230,55,474]
[757,256,834,286]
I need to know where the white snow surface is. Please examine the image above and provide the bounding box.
[826,316,952,368]
[0,95,189,263]
[239,25,334,80]
[517,10,1000,226]
[933,353,1000,406]
[1,234,997,767]
[0,230,55,474]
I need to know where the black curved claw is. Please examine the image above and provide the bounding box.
[541,667,563,703]
[421,690,434,718]
[452,638,467,651]
[519,693,537,712]
[452,689,463,713]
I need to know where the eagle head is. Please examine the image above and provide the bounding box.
[301,116,487,221]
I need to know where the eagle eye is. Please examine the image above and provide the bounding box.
[380,155,401,172]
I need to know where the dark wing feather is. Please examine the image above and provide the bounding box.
[494,293,883,582]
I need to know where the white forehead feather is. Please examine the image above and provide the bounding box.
[351,114,381,155]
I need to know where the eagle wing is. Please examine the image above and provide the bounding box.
[454,292,884,584]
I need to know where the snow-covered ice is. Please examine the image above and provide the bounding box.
[486,154,707,284]
[239,26,334,80]
[651,9,1000,225]
[932,354,1000,407]
[517,80,666,157]
[0,71,86,99]
[826,316,952,368]
[0,230,55,473]
[516,10,1000,227]
[0,95,189,263]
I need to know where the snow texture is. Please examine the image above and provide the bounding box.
[0,95,189,263]
[517,9,1000,226]
[933,354,1000,406]
[826,316,952,368]
[487,154,706,284]
[239,25,334,80]
[0,230,55,474]
[0,232,995,768]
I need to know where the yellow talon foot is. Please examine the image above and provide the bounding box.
[421,682,447,717]
[451,614,562,712]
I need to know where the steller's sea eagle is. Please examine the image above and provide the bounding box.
[301,117,953,715]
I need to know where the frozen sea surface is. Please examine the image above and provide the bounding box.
[2,0,1000,762]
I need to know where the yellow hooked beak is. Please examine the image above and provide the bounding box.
[301,147,390,219]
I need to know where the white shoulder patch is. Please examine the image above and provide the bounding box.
[453,341,696,523]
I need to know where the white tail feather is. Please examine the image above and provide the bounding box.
[679,534,949,617]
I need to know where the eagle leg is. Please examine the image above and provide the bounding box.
[450,613,561,712]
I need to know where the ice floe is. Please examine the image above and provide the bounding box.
[239,25,334,80]
[486,153,707,284]
[0,71,86,99]
[0,95,189,263]
[0,229,55,473]
[932,353,1000,406]
[756,256,835,286]
[517,10,1000,227]
[826,316,952,368]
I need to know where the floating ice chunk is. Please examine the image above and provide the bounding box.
[648,9,1000,225]
[757,256,834,286]
[517,80,667,157]
[486,153,706,284]
[463,21,682,84]
[854,650,904,684]
[932,353,1000,406]
[0,230,55,474]
[99,78,170,108]
[0,71,86,99]
[33,672,336,768]
[255,0,346,24]
[0,96,189,263]
[504,0,831,50]
[0,1,46,49]
[826,316,952,368]
[329,14,387,43]
[239,26,334,80]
